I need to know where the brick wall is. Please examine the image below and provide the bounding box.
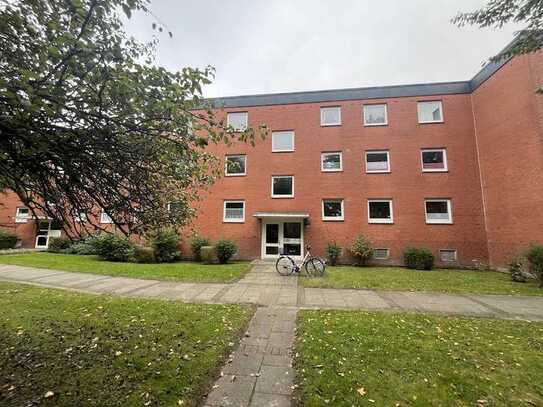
[472,52,543,268]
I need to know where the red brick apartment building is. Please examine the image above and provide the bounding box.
[2,39,543,269]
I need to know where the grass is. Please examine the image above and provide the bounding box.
[300,265,543,295]
[0,252,251,283]
[0,282,252,406]
[295,310,543,406]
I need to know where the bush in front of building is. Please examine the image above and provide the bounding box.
[326,241,342,266]
[151,229,181,263]
[349,234,374,266]
[509,257,527,283]
[525,243,543,287]
[92,233,136,262]
[65,235,100,255]
[403,247,434,270]
[133,246,156,263]
[216,239,237,264]
[48,237,72,253]
[200,246,216,264]
[0,229,18,249]
[190,235,211,261]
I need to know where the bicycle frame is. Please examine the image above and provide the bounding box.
[293,249,312,272]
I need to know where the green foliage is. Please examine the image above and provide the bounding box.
[453,2,543,79]
[326,241,342,266]
[0,229,18,249]
[525,243,543,287]
[91,233,135,262]
[215,240,237,264]
[0,0,266,237]
[151,229,181,263]
[65,235,100,255]
[200,246,216,265]
[404,247,434,270]
[133,246,155,264]
[509,257,527,283]
[349,234,373,266]
[190,235,211,261]
[47,237,71,253]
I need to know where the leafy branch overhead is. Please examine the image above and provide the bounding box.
[0,0,267,236]
[452,0,543,62]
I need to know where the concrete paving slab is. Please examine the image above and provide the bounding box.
[255,366,294,395]
[250,392,291,407]
[205,374,256,406]
[470,294,543,319]
[0,268,64,281]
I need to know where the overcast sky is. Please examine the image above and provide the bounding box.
[126,0,521,98]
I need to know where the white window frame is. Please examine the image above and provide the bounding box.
[417,101,444,124]
[365,150,391,173]
[225,154,247,176]
[421,148,448,172]
[15,207,30,223]
[322,199,344,221]
[373,248,390,260]
[271,131,295,152]
[226,111,248,131]
[320,106,341,126]
[321,152,343,172]
[223,200,245,223]
[367,199,394,224]
[271,176,294,198]
[424,199,453,224]
[100,210,113,224]
[363,104,388,126]
[440,249,458,262]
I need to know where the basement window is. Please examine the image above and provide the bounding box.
[440,249,457,262]
[373,248,390,260]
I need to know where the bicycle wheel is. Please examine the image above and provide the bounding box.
[305,257,326,277]
[276,256,296,276]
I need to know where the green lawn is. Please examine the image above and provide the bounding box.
[0,253,251,283]
[300,265,543,295]
[295,310,543,406]
[0,282,252,406]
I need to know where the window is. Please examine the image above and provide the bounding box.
[417,101,443,123]
[421,149,447,172]
[425,199,452,224]
[320,106,341,126]
[15,207,30,223]
[74,212,87,223]
[100,210,113,224]
[365,151,390,173]
[363,104,388,126]
[226,112,248,131]
[223,201,245,222]
[272,131,295,152]
[271,176,294,198]
[440,249,457,262]
[225,155,246,176]
[322,199,344,221]
[321,152,342,172]
[168,202,182,213]
[368,200,393,224]
[373,248,390,260]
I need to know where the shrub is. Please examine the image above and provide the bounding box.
[65,235,100,255]
[216,239,237,264]
[509,257,527,283]
[403,247,434,270]
[526,243,543,287]
[349,234,373,266]
[151,229,181,263]
[48,236,71,253]
[190,236,211,261]
[0,229,18,249]
[200,246,216,264]
[92,233,136,262]
[133,246,156,263]
[326,241,342,266]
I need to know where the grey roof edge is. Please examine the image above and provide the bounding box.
[205,33,525,109]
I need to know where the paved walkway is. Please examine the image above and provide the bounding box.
[1,262,542,321]
[1,262,543,407]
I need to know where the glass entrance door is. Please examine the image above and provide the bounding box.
[261,220,304,260]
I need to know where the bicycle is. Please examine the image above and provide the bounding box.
[276,244,326,276]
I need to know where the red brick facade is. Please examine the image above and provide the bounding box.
[2,48,542,269]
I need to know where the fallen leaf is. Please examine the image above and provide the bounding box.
[44,391,54,398]
[357,387,366,396]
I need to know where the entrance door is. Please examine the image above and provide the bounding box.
[261,220,303,260]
